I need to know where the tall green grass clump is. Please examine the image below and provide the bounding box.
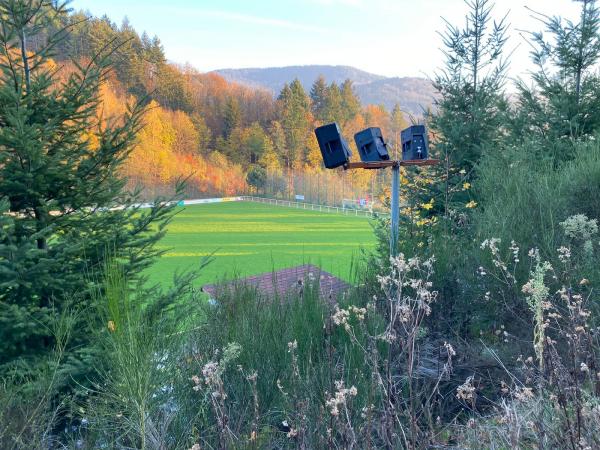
[476,138,600,280]
[72,261,203,449]
[0,305,78,449]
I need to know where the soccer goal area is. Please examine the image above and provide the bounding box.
[341,198,375,211]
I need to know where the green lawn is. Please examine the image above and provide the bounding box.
[146,201,377,286]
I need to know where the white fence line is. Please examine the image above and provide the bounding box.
[136,195,387,218]
[240,196,385,218]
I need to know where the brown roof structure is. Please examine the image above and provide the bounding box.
[202,264,351,302]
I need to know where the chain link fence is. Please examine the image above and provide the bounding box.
[248,169,391,212]
[127,167,393,213]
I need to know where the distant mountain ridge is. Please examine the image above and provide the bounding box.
[213,65,437,117]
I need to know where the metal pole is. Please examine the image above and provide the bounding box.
[333,175,336,207]
[390,163,400,257]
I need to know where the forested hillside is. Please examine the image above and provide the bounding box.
[215,65,386,92]
[33,12,414,202]
[216,65,437,115]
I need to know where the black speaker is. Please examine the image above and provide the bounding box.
[401,125,429,161]
[314,122,352,169]
[354,127,390,162]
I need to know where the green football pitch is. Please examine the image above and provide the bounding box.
[146,201,377,287]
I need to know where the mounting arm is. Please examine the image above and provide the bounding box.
[343,159,441,170]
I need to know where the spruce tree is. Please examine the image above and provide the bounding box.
[0,0,178,378]
[340,79,361,123]
[309,75,328,123]
[324,82,343,124]
[222,96,241,138]
[390,104,408,160]
[515,0,600,157]
[278,80,311,168]
[243,122,269,165]
[270,120,288,168]
[428,0,509,217]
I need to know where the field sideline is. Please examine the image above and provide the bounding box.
[146,201,378,287]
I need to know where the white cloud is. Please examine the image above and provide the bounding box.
[305,0,409,13]
[179,9,329,34]
[308,0,364,6]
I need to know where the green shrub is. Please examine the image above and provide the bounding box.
[475,142,564,257]
[560,138,600,220]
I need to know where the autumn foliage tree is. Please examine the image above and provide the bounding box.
[123,99,246,196]
[34,5,410,204]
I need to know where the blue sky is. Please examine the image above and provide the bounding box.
[70,0,581,80]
